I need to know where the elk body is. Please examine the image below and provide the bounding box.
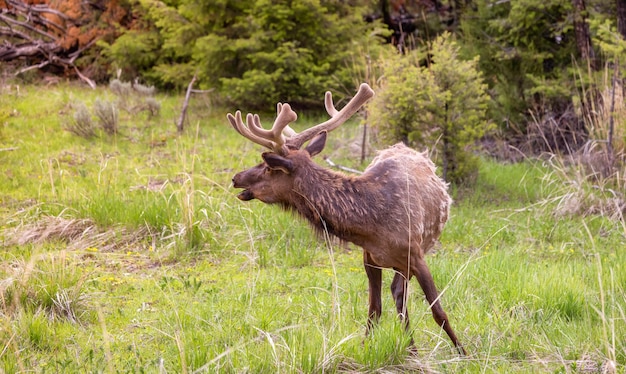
[228,83,466,355]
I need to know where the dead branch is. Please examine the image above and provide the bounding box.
[177,74,197,133]
[0,13,57,41]
[0,26,34,42]
[16,59,50,74]
[73,65,96,89]
[7,0,74,22]
[0,40,60,60]
[190,89,214,94]
[0,147,20,152]
[323,156,363,174]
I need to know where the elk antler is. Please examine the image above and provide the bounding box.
[227,83,374,154]
[227,102,298,155]
[285,83,375,150]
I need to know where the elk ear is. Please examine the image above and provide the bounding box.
[262,152,294,174]
[304,131,327,157]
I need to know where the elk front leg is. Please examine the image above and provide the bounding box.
[414,257,467,355]
[363,251,382,335]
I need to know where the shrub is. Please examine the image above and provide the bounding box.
[144,97,161,118]
[133,82,156,97]
[109,78,160,117]
[93,99,119,135]
[109,79,132,98]
[66,102,95,138]
[368,33,492,185]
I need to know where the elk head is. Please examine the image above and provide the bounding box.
[228,84,375,204]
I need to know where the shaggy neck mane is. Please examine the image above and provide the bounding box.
[279,162,392,240]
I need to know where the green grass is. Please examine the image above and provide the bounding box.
[1,83,624,373]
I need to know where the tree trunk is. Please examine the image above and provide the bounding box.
[618,0,626,39]
[572,0,596,70]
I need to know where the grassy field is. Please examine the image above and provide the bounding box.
[1,83,624,373]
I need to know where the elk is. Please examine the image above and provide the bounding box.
[227,83,466,355]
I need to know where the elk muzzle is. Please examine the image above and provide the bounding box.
[232,173,255,201]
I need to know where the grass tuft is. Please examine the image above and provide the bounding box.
[1,251,90,323]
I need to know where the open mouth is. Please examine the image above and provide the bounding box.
[237,189,254,201]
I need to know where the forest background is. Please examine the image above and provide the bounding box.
[2,0,625,166]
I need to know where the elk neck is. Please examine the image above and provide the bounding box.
[280,161,396,241]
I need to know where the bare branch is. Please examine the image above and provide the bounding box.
[15,60,50,75]
[190,88,215,94]
[0,13,57,41]
[177,74,197,133]
[323,156,363,174]
[7,0,74,22]
[1,40,60,61]
[0,0,111,84]
[68,37,99,61]
[0,26,34,42]
[72,65,96,89]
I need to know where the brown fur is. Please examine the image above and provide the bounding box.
[232,132,466,355]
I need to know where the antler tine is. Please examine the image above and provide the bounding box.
[286,83,375,149]
[227,102,298,154]
[247,103,298,150]
[277,103,298,137]
[324,91,339,117]
[283,125,297,137]
[227,111,276,151]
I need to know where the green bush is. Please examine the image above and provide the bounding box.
[100,0,385,109]
[368,33,492,185]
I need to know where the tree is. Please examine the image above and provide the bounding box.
[100,0,386,109]
[368,33,491,184]
[459,0,603,153]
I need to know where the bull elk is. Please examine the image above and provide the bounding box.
[227,83,466,355]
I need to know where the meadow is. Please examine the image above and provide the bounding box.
[0,83,624,373]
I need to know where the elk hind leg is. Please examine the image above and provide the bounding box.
[414,257,467,355]
[390,270,410,329]
[391,270,416,349]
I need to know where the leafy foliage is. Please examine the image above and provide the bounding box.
[368,33,491,184]
[458,0,575,127]
[100,0,385,108]
[458,0,623,141]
